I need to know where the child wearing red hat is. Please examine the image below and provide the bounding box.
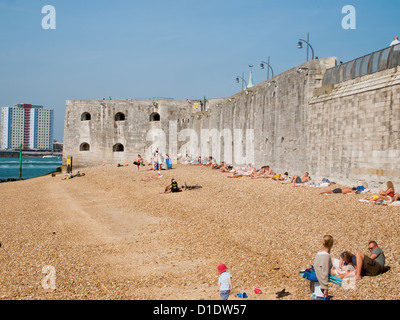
[217,263,232,300]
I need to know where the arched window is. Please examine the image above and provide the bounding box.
[150,112,160,122]
[80,143,90,151]
[81,112,91,121]
[113,143,124,152]
[115,112,126,121]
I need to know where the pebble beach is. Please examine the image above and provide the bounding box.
[0,163,399,300]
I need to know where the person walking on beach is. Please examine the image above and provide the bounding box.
[313,235,334,300]
[217,263,232,300]
[355,241,385,281]
[133,154,144,171]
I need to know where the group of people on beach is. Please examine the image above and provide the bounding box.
[312,235,386,300]
[190,156,400,206]
[134,154,393,299]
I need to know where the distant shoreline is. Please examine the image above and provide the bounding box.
[0,150,63,158]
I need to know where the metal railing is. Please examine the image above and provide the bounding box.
[323,43,400,86]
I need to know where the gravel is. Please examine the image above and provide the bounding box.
[0,163,399,300]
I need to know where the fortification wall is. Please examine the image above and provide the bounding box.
[308,66,400,189]
[63,57,400,189]
[62,98,224,168]
[190,58,337,171]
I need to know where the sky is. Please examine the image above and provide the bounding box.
[0,0,399,141]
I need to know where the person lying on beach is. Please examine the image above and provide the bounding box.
[293,179,331,188]
[163,179,182,193]
[292,180,315,187]
[272,172,289,181]
[280,172,310,184]
[211,160,222,170]
[74,171,85,177]
[226,165,252,178]
[249,166,268,178]
[141,172,163,181]
[230,165,256,177]
[62,171,86,180]
[250,166,276,179]
[219,162,230,173]
[319,187,356,195]
[62,173,73,180]
[190,156,201,165]
[202,156,213,167]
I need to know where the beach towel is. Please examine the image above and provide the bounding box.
[166,158,172,169]
[388,201,400,207]
[299,266,342,286]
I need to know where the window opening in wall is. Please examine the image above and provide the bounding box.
[150,112,160,121]
[80,142,90,151]
[81,112,91,121]
[115,112,126,121]
[113,143,124,152]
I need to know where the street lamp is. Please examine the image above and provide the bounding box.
[260,56,274,80]
[235,76,248,91]
[297,32,314,61]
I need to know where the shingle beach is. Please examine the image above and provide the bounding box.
[1,163,399,300]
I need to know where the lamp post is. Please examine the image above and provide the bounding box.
[235,75,248,91]
[297,32,314,61]
[260,56,274,80]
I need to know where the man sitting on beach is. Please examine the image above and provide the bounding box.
[163,179,182,193]
[355,241,385,281]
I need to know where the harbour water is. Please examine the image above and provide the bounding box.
[0,157,62,181]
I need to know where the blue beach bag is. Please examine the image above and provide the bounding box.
[302,267,318,282]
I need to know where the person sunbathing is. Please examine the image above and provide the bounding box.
[293,179,331,188]
[319,187,356,195]
[254,165,277,179]
[190,156,201,165]
[273,172,288,180]
[219,162,231,173]
[374,181,395,202]
[280,172,310,184]
[141,172,163,181]
[211,160,222,170]
[227,166,254,178]
[250,166,268,178]
[363,181,396,203]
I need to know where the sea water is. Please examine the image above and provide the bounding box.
[0,157,62,180]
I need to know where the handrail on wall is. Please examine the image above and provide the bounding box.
[323,44,400,86]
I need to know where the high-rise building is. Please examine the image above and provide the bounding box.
[0,104,54,150]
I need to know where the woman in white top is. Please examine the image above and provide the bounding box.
[313,235,334,300]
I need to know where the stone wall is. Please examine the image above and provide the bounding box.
[62,98,224,168]
[308,66,400,189]
[189,58,337,171]
[63,57,400,190]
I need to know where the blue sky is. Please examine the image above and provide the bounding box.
[0,0,399,141]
